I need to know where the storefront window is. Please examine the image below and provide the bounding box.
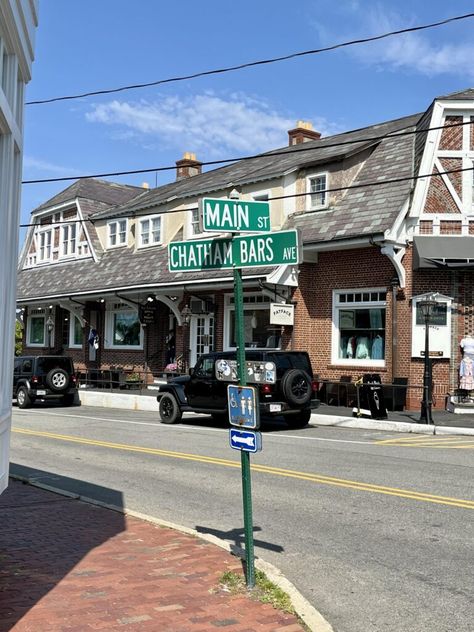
[226,295,280,349]
[105,304,143,349]
[333,289,387,364]
[69,315,83,348]
[29,315,45,345]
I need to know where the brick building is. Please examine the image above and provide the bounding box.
[17,88,474,410]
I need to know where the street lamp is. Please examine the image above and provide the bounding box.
[180,305,192,371]
[419,298,437,424]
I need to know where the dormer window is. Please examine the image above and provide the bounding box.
[108,219,127,247]
[38,229,52,262]
[307,173,328,210]
[139,215,161,247]
[62,224,77,256]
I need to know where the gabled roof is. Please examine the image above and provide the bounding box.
[33,178,144,213]
[437,87,474,101]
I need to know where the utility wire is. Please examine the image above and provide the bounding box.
[25,12,474,106]
[21,118,472,185]
[19,164,474,228]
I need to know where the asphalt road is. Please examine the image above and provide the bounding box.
[10,404,474,632]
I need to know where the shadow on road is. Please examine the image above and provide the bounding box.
[195,523,284,557]
[0,465,125,631]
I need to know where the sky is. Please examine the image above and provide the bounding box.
[19,0,474,242]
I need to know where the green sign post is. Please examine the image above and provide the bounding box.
[168,230,300,272]
[201,197,271,233]
[169,198,299,589]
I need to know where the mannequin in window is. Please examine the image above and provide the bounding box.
[460,335,474,359]
[459,335,474,402]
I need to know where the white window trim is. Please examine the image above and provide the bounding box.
[26,312,46,347]
[69,313,83,349]
[61,223,77,257]
[223,293,276,351]
[138,214,162,248]
[107,218,128,248]
[37,228,53,263]
[306,171,329,211]
[104,306,144,350]
[331,287,387,367]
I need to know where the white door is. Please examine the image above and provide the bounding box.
[189,315,215,367]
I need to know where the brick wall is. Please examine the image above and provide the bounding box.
[424,167,460,214]
[439,116,462,150]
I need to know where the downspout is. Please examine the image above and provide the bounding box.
[390,278,399,379]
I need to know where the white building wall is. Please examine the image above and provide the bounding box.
[0,0,37,495]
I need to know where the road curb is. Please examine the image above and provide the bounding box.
[309,413,474,436]
[8,474,334,632]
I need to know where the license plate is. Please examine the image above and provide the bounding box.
[269,403,282,412]
[36,389,46,395]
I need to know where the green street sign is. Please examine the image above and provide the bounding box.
[201,197,271,233]
[168,229,300,272]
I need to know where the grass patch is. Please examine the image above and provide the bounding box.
[219,569,295,614]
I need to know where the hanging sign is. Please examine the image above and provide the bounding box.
[270,303,294,326]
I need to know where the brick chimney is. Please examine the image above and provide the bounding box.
[288,120,321,146]
[176,152,202,180]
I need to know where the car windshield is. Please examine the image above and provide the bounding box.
[36,357,73,373]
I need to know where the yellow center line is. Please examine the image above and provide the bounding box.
[13,427,474,510]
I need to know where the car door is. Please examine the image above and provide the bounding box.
[185,356,216,410]
[13,358,21,396]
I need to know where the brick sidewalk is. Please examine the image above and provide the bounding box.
[0,480,305,631]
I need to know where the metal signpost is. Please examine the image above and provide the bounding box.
[169,194,300,589]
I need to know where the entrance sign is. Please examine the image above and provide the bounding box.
[201,197,271,233]
[168,230,300,272]
[229,428,262,453]
[228,384,260,429]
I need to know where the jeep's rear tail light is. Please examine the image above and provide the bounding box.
[31,375,39,384]
[311,380,319,392]
[260,384,272,395]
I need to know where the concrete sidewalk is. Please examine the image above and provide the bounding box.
[0,478,331,632]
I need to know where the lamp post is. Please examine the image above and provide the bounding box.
[419,298,437,424]
[181,305,192,372]
[46,315,54,350]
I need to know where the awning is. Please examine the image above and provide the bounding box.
[413,236,474,269]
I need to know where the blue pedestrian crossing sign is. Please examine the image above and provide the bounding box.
[229,428,262,453]
[227,384,260,429]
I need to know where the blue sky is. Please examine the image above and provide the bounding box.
[20,0,474,240]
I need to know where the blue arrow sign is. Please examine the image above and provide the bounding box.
[227,384,260,429]
[229,428,262,453]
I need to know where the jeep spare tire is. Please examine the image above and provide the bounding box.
[281,369,312,407]
[159,392,182,424]
[46,368,69,392]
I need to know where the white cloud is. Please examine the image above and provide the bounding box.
[86,93,339,156]
[313,3,474,79]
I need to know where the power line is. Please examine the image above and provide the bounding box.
[21,118,472,185]
[19,164,474,228]
[25,12,474,106]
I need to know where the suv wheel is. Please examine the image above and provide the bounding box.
[46,368,69,392]
[159,393,182,424]
[287,408,312,428]
[17,386,32,409]
[281,369,312,407]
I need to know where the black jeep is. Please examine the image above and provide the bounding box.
[13,355,78,408]
[157,351,319,428]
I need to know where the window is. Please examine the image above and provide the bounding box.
[105,304,143,349]
[307,173,328,209]
[69,314,83,348]
[38,230,52,261]
[27,309,46,346]
[108,219,128,247]
[333,290,387,365]
[225,294,280,349]
[139,215,161,247]
[62,224,77,256]
[190,207,201,236]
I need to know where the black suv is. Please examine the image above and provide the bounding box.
[13,355,78,408]
[157,351,319,428]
